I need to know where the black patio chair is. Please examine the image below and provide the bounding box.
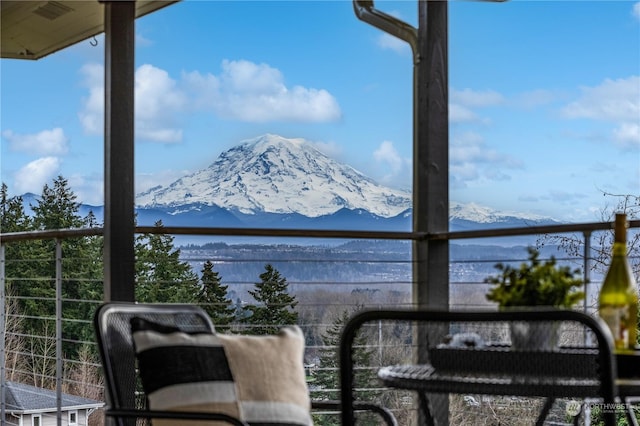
[339,308,620,426]
[94,302,397,426]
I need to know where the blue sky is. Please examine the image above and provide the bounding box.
[1,0,639,222]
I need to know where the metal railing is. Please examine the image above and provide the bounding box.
[1,219,638,425]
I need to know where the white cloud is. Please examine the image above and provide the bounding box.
[79,59,341,139]
[450,131,522,187]
[450,104,480,123]
[562,77,639,121]
[78,63,105,134]
[377,33,410,55]
[14,157,61,194]
[613,122,640,148]
[2,128,68,155]
[514,89,557,109]
[450,162,481,183]
[181,70,220,108]
[68,173,104,206]
[135,64,186,143]
[79,63,186,143]
[185,59,341,122]
[136,33,153,48]
[450,88,504,124]
[74,168,197,204]
[372,140,411,186]
[561,76,640,149]
[451,88,505,108]
[633,2,640,20]
[310,140,342,159]
[540,190,590,208]
[451,131,486,163]
[374,141,404,173]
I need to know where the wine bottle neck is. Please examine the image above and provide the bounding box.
[612,241,627,256]
[614,213,627,244]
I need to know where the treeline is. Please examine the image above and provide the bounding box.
[1,176,300,365]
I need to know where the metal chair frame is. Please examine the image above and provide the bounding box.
[339,308,619,426]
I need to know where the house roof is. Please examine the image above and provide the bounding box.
[1,0,178,60]
[5,381,104,414]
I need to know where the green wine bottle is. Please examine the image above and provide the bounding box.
[598,213,638,351]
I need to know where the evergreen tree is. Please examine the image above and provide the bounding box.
[31,176,86,230]
[1,183,32,231]
[21,176,102,358]
[135,220,198,303]
[0,183,35,279]
[197,260,236,331]
[242,264,298,335]
[0,185,32,312]
[312,309,377,426]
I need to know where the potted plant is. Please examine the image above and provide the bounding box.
[485,247,585,350]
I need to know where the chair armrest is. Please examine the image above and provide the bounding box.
[105,407,249,425]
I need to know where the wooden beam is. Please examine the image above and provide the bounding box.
[413,0,449,310]
[413,2,449,422]
[103,1,136,302]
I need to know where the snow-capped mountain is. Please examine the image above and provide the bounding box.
[136,134,412,218]
[449,201,552,224]
[128,134,560,237]
[15,133,559,240]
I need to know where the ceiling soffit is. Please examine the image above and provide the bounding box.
[1,1,178,60]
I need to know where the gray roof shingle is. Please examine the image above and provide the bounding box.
[5,381,104,413]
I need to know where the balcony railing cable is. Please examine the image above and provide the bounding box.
[1,219,638,424]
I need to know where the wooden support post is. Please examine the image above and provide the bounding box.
[103,1,136,302]
[413,0,449,318]
[413,1,450,424]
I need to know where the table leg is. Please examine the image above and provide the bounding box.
[535,398,554,426]
[418,392,436,426]
[625,399,639,426]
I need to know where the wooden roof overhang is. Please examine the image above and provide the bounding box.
[1,0,177,60]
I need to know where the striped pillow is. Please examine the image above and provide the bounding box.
[131,319,313,426]
[130,317,241,425]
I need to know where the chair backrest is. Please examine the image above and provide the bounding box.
[94,302,215,425]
